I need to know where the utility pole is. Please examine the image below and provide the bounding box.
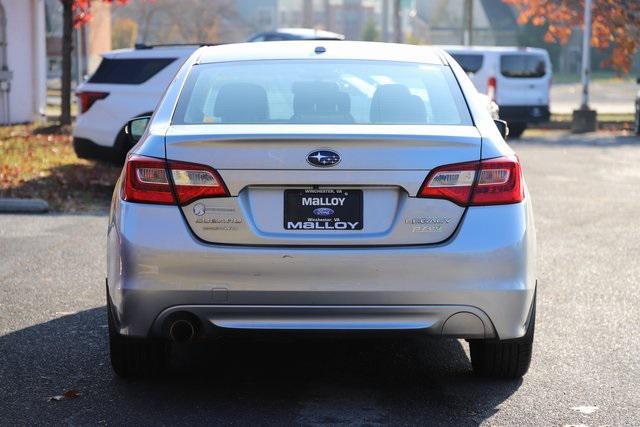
[382,0,389,42]
[580,0,592,110]
[571,0,597,133]
[324,0,331,30]
[393,0,402,43]
[463,0,473,46]
[303,0,313,28]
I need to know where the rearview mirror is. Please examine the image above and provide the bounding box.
[125,116,151,144]
[494,119,509,140]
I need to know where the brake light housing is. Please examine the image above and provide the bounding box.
[77,91,109,114]
[122,155,228,205]
[487,77,497,102]
[419,156,523,206]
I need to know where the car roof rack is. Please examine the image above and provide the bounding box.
[134,42,223,50]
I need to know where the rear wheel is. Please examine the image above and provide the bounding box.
[107,297,168,378]
[469,298,535,379]
[508,123,527,139]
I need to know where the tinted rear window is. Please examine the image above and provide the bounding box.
[500,54,546,78]
[89,58,176,84]
[173,60,472,126]
[450,53,484,74]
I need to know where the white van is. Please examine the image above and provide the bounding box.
[441,46,552,138]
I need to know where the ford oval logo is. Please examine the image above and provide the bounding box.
[313,207,335,217]
[307,150,340,167]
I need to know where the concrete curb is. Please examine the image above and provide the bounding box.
[0,198,49,213]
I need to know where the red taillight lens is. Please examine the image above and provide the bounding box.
[487,77,497,102]
[122,155,228,205]
[168,159,228,205]
[419,156,523,206]
[122,155,174,204]
[471,157,523,205]
[77,91,109,113]
[418,160,478,206]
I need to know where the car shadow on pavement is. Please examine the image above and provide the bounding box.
[0,307,522,425]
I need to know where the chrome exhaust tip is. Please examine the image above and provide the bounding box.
[168,319,196,343]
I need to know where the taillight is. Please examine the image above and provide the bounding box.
[487,77,497,102]
[418,160,478,206]
[77,91,109,113]
[122,155,228,205]
[419,156,523,206]
[471,157,523,205]
[168,159,228,205]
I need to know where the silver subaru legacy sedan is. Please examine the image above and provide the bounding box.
[107,41,536,378]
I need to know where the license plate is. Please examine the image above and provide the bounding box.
[284,189,363,231]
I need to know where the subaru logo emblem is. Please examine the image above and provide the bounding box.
[307,150,340,167]
[313,207,335,217]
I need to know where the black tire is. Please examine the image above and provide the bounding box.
[508,123,527,139]
[107,297,168,378]
[634,103,640,134]
[469,298,535,379]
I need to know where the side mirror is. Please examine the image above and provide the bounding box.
[494,119,509,140]
[125,116,151,144]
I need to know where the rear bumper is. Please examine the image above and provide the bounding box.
[499,105,550,124]
[107,197,536,340]
[153,305,494,338]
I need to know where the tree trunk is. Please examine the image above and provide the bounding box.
[393,0,402,43]
[60,0,73,126]
[323,0,330,30]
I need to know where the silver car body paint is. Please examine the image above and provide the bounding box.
[108,41,535,340]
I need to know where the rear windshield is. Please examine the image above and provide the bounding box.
[500,54,547,78]
[89,58,176,84]
[450,53,484,74]
[173,60,472,126]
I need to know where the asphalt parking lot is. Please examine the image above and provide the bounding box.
[1,131,639,425]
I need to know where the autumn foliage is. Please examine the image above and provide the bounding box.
[503,0,640,73]
[71,0,131,26]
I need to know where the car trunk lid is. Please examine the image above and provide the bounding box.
[165,124,481,246]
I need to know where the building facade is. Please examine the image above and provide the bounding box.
[0,0,47,124]
[236,0,279,35]
[412,0,518,46]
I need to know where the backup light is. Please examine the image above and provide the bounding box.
[171,170,219,187]
[428,170,475,187]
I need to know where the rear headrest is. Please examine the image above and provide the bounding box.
[292,81,353,123]
[370,84,427,124]
[214,82,269,123]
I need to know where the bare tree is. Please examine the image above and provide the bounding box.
[60,0,73,125]
[113,0,242,44]
[393,0,402,43]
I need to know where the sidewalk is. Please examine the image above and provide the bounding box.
[551,79,637,115]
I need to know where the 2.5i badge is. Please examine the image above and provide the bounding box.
[284,189,363,230]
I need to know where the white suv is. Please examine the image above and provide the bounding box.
[440,46,552,138]
[73,44,199,162]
